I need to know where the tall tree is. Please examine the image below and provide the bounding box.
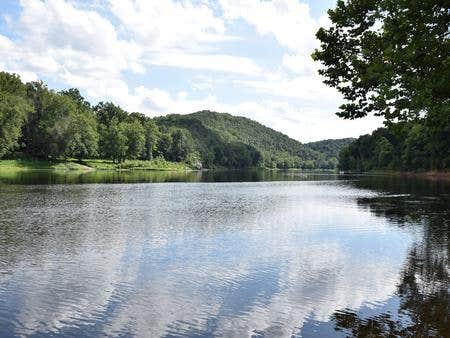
[312,0,449,122]
[142,119,160,160]
[156,133,172,159]
[102,118,128,163]
[64,109,99,160]
[168,129,194,162]
[24,81,50,157]
[37,92,75,159]
[94,102,128,125]
[122,112,160,160]
[59,88,91,110]
[60,89,99,160]
[123,120,145,159]
[0,72,31,158]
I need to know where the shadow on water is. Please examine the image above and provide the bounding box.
[326,176,450,337]
[0,169,341,185]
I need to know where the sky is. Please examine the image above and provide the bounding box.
[0,0,382,142]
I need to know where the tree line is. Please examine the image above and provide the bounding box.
[0,71,198,165]
[0,69,365,170]
[339,120,450,171]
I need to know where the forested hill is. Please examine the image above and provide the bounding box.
[155,111,352,169]
[305,138,355,160]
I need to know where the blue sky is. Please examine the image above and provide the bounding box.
[0,0,381,142]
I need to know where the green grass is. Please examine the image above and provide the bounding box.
[82,158,189,171]
[0,158,189,171]
[0,159,92,171]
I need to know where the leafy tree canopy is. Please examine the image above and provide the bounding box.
[312,0,449,122]
[0,72,31,157]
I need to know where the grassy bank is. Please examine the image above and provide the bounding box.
[0,158,189,171]
[0,159,92,171]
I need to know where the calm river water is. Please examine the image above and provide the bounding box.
[0,170,449,337]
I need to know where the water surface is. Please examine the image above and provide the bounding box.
[0,171,448,337]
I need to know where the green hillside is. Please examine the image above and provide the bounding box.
[156,111,351,169]
[305,138,355,164]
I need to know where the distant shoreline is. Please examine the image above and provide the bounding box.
[2,160,449,181]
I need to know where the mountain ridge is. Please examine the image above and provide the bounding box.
[155,110,354,169]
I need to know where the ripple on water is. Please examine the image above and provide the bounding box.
[0,176,448,337]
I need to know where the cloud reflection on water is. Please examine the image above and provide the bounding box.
[0,181,415,337]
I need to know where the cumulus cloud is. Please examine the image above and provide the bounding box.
[220,0,317,49]
[1,0,144,102]
[219,0,321,74]
[109,0,230,50]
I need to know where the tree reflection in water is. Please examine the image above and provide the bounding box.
[332,179,450,337]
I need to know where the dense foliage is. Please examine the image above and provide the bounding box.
[0,73,31,158]
[339,120,450,171]
[0,71,195,166]
[312,0,449,122]
[0,71,352,169]
[313,0,450,171]
[306,138,355,169]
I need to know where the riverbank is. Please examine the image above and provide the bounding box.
[0,158,190,171]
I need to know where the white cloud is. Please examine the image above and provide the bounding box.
[0,0,145,101]
[236,74,340,102]
[218,0,327,82]
[146,51,261,75]
[1,0,261,103]
[109,0,231,50]
[282,52,319,75]
[126,86,219,116]
[108,0,260,75]
[218,0,333,96]
[19,0,120,56]
[220,0,318,51]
